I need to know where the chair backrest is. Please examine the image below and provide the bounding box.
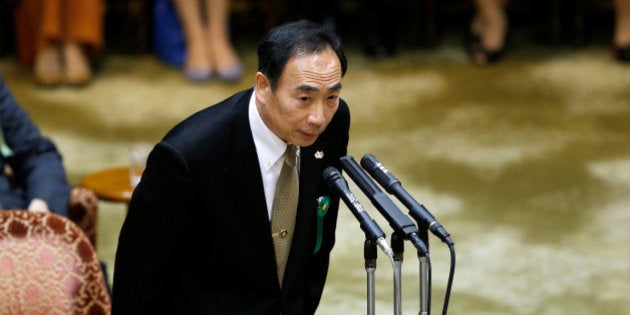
[0,210,111,314]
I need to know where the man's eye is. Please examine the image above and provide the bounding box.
[299,96,310,102]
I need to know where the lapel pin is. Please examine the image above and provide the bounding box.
[314,150,324,159]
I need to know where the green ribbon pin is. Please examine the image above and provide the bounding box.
[314,196,330,255]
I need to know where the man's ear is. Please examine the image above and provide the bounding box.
[255,72,271,98]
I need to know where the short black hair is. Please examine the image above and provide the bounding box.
[257,20,347,90]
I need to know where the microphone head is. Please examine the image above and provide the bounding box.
[322,166,342,184]
[360,154,400,191]
[340,155,382,196]
[360,154,378,170]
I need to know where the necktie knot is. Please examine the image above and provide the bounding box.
[284,144,297,167]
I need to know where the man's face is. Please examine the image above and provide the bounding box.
[255,47,343,147]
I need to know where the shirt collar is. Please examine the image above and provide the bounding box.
[249,91,287,171]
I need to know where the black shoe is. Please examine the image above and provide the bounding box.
[613,45,630,62]
[363,34,397,59]
[464,30,505,66]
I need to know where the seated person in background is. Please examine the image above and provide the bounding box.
[12,0,104,86]
[0,74,71,215]
[170,0,242,82]
[467,0,630,64]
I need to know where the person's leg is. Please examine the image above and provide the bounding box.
[62,0,104,85]
[61,41,92,85]
[359,0,398,58]
[205,0,242,82]
[172,0,212,80]
[467,0,508,65]
[613,0,630,61]
[24,0,63,85]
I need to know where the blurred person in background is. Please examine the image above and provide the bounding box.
[614,0,630,61]
[12,0,104,86]
[0,74,71,215]
[466,0,630,65]
[171,0,242,83]
[465,0,508,66]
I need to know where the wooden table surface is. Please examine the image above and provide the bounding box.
[80,167,134,203]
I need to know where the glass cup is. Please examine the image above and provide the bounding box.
[129,144,151,188]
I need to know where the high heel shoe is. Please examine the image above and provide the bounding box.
[214,63,243,83]
[613,45,630,62]
[184,68,212,83]
[464,31,505,66]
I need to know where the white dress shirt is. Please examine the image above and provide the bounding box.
[248,92,300,219]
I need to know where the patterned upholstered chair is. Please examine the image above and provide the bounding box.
[4,170,99,249]
[0,210,111,314]
[68,186,99,248]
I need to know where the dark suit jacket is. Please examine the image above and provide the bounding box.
[113,89,350,314]
[0,76,70,215]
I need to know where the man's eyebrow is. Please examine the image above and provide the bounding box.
[295,83,343,92]
[296,85,318,92]
[329,83,342,91]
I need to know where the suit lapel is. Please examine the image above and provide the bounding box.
[283,141,329,286]
[222,94,278,285]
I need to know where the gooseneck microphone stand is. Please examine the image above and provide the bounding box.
[391,233,405,315]
[393,230,430,315]
[361,154,456,315]
[322,167,395,315]
[365,236,396,315]
[364,240,377,315]
[418,229,431,315]
[341,156,432,314]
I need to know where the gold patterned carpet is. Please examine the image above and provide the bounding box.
[1,34,629,314]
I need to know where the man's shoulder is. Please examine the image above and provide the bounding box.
[164,89,252,140]
[154,89,253,162]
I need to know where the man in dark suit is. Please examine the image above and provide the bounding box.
[112,20,350,314]
[0,74,71,215]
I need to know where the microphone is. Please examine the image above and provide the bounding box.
[323,167,393,257]
[361,154,454,246]
[339,156,429,255]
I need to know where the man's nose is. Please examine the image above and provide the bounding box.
[307,102,326,126]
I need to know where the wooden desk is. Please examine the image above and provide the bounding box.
[81,167,134,204]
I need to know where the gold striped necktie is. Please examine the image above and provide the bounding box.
[271,144,299,286]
